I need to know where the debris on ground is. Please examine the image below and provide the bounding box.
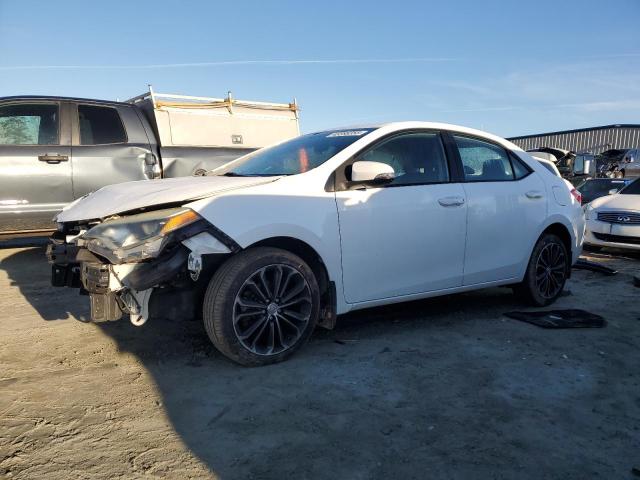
[504,309,606,329]
[573,259,618,276]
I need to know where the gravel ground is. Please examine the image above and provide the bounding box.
[0,245,639,479]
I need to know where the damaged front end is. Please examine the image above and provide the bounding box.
[47,207,239,325]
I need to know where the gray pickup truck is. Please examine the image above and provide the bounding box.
[0,89,300,235]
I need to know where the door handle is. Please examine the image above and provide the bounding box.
[525,190,544,199]
[438,196,465,207]
[38,154,69,164]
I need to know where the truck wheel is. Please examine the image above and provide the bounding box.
[514,234,569,307]
[203,247,320,366]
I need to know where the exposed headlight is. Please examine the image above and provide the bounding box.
[83,208,201,263]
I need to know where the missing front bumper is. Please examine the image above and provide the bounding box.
[89,292,123,322]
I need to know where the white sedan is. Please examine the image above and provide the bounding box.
[49,122,585,365]
[584,177,640,251]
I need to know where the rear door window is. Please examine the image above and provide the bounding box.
[0,103,59,145]
[78,105,126,145]
[453,135,514,182]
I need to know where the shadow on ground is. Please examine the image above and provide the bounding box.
[2,245,639,478]
[0,246,88,321]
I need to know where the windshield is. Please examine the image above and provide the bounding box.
[578,179,628,195]
[620,177,640,195]
[213,128,376,176]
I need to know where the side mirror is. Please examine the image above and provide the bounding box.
[608,188,619,195]
[144,152,157,166]
[142,152,161,179]
[350,161,395,187]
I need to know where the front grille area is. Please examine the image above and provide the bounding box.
[593,232,640,245]
[597,211,640,224]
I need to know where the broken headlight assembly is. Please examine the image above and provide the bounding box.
[82,208,201,264]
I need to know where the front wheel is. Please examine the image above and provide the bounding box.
[203,247,320,366]
[514,233,570,307]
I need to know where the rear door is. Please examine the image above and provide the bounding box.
[70,103,155,199]
[449,134,547,285]
[0,101,73,233]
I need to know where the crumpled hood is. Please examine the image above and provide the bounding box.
[590,193,640,211]
[56,175,280,222]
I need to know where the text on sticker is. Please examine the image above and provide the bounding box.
[326,130,369,137]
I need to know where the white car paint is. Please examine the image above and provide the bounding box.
[57,175,279,222]
[335,182,467,302]
[460,169,547,285]
[531,155,576,194]
[584,188,640,251]
[56,121,585,316]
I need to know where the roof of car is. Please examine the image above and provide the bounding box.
[0,95,130,106]
[328,121,517,146]
[379,121,522,150]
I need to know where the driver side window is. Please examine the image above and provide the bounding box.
[358,132,449,186]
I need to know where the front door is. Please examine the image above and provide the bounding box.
[335,131,467,304]
[0,101,73,232]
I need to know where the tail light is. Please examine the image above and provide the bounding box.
[570,188,582,204]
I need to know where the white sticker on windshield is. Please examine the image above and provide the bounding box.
[326,130,369,138]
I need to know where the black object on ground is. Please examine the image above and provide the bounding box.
[504,309,606,329]
[573,259,618,276]
[633,275,640,288]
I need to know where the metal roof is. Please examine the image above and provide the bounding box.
[508,124,640,154]
[508,124,640,140]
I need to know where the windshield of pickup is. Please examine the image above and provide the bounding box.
[213,128,376,176]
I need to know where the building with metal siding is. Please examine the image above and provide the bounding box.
[507,124,640,154]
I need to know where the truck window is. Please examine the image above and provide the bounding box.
[78,105,127,145]
[0,103,59,145]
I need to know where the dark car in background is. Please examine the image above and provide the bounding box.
[596,148,640,178]
[576,178,632,204]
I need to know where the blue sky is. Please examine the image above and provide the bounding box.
[0,0,638,137]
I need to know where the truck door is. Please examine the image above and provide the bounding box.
[0,101,73,233]
[70,103,157,199]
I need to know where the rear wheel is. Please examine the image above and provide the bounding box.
[514,233,570,306]
[203,247,320,366]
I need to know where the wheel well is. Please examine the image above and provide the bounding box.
[542,223,572,258]
[248,237,330,294]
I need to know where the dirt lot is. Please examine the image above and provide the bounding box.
[0,243,639,479]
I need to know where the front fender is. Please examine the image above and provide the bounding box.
[186,191,347,312]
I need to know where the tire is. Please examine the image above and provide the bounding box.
[203,247,320,366]
[514,233,570,307]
